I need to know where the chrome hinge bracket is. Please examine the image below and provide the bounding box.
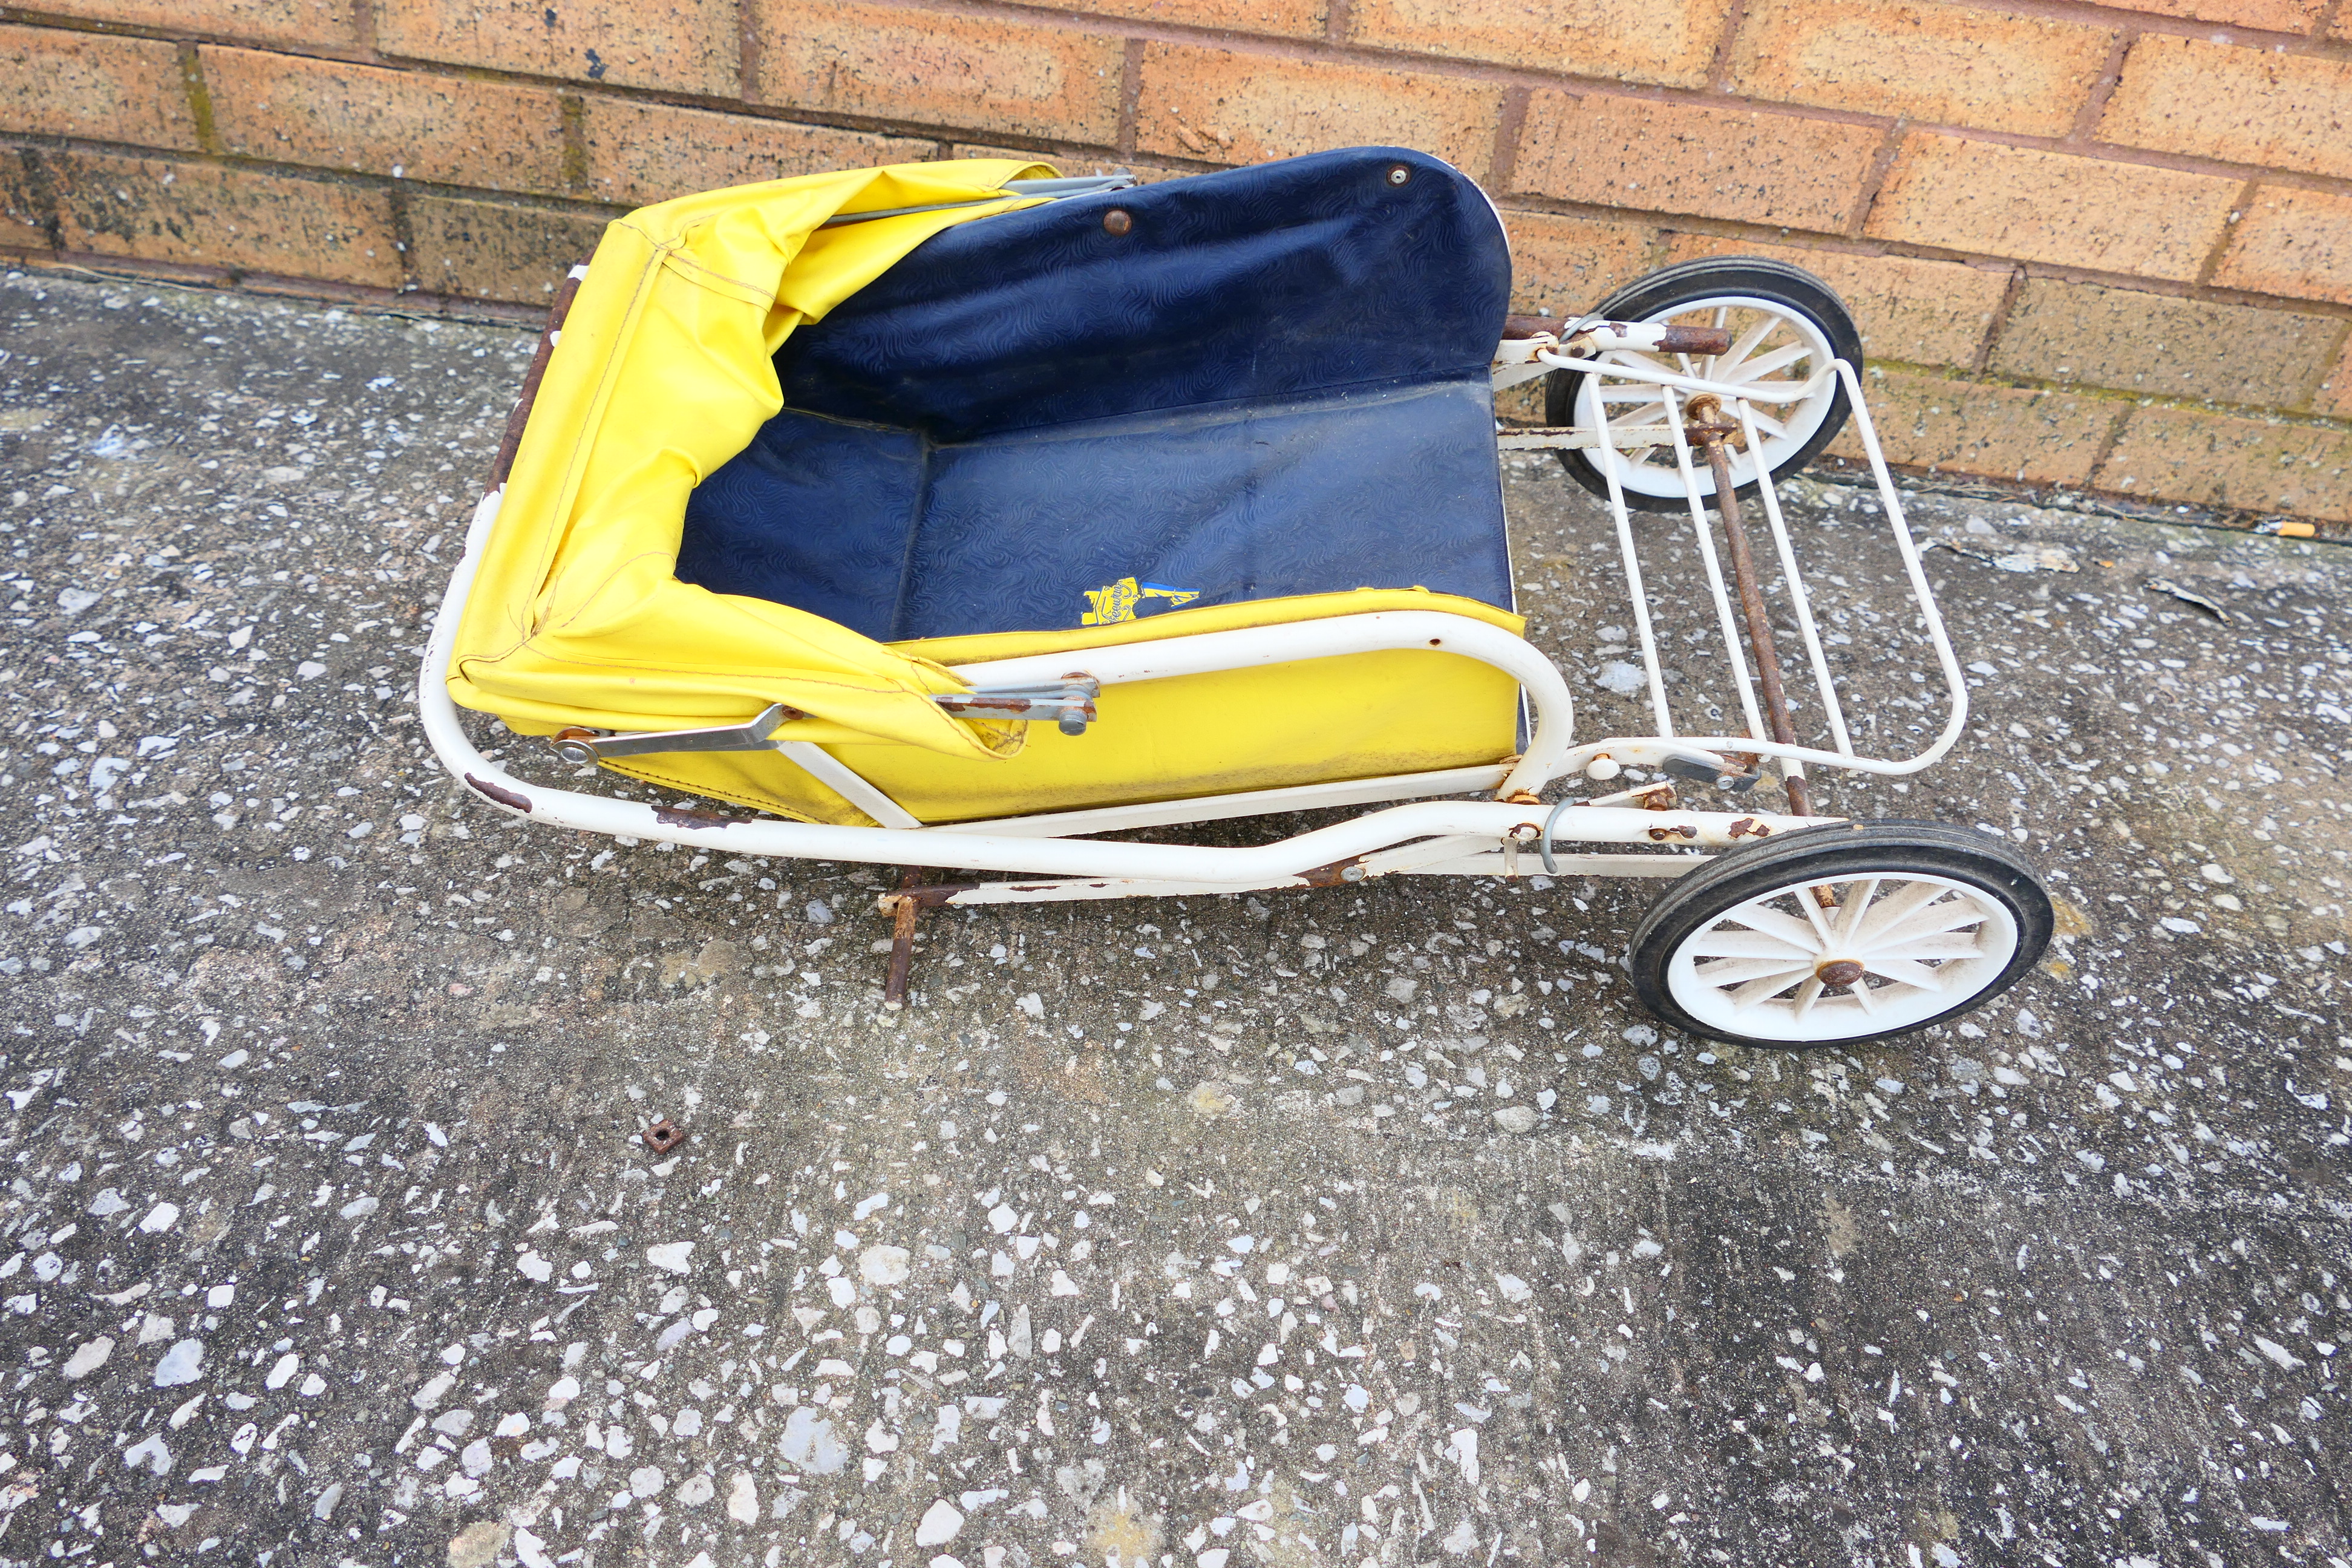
[550,702,802,765]
[932,675,1100,736]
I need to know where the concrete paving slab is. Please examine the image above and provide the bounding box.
[0,270,2347,1567]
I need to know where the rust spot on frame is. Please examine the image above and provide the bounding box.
[465,774,531,813]
[653,803,739,829]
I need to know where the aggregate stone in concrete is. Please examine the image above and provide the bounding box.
[0,270,2347,1567]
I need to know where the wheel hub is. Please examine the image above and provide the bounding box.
[1814,958,1866,988]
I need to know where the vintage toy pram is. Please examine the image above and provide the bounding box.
[419,147,2052,1048]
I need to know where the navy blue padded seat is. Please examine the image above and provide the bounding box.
[676,147,1515,643]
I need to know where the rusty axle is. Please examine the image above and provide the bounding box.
[1501,316,1735,356]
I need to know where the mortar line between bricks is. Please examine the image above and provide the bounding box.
[297,27,2352,200]
[1973,267,2032,377]
[1183,76,2344,206]
[36,114,2344,329]
[2082,403,2136,488]
[1806,452,2348,536]
[12,11,2352,201]
[15,118,2351,344]
[1635,224,1670,278]
[1490,192,2352,322]
[2194,178,2265,290]
[739,0,761,106]
[0,132,638,222]
[0,9,384,66]
[927,131,1125,163]
[385,181,418,295]
[1705,0,1749,95]
[1929,358,2352,431]
[18,251,546,327]
[1919,0,2352,54]
[1486,88,1529,197]
[2065,29,2134,147]
[2288,319,2352,413]
[711,0,2339,188]
[1855,354,2352,434]
[9,77,2352,327]
[1116,38,1143,158]
[1323,0,1350,48]
[1843,122,1906,242]
[557,96,589,195]
[176,41,223,157]
[2,246,225,294]
[11,144,60,252]
[0,0,2293,61]
[261,64,1122,163]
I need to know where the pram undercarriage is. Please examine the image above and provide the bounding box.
[420,151,2052,1049]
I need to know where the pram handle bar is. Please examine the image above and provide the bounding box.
[941,611,1576,804]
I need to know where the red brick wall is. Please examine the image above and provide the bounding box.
[2,0,2348,522]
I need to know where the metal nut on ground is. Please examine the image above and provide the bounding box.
[643,1119,685,1154]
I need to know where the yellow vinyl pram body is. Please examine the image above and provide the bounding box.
[447,151,1523,828]
[423,145,2054,1050]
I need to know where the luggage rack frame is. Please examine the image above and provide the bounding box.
[1491,335,1970,796]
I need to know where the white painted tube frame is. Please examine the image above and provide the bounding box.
[423,347,1961,880]
[419,489,1818,881]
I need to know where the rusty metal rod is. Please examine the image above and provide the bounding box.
[1501,316,1734,356]
[881,892,920,1009]
[1687,403,1811,819]
[880,864,929,1010]
[487,266,584,494]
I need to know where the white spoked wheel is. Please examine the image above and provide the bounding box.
[1549,258,1863,514]
[1665,872,2018,1045]
[1579,296,1841,503]
[1628,823,2052,1050]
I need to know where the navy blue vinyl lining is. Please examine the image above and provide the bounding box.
[676,146,1517,642]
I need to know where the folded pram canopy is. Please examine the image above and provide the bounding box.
[449,148,1526,826]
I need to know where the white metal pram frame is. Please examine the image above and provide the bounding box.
[419,263,2039,1044]
[422,344,1963,883]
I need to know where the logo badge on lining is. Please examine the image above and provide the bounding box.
[1080,577,1200,626]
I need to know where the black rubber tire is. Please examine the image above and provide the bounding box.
[1546,257,1864,514]
[1627,820,2053,1051]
